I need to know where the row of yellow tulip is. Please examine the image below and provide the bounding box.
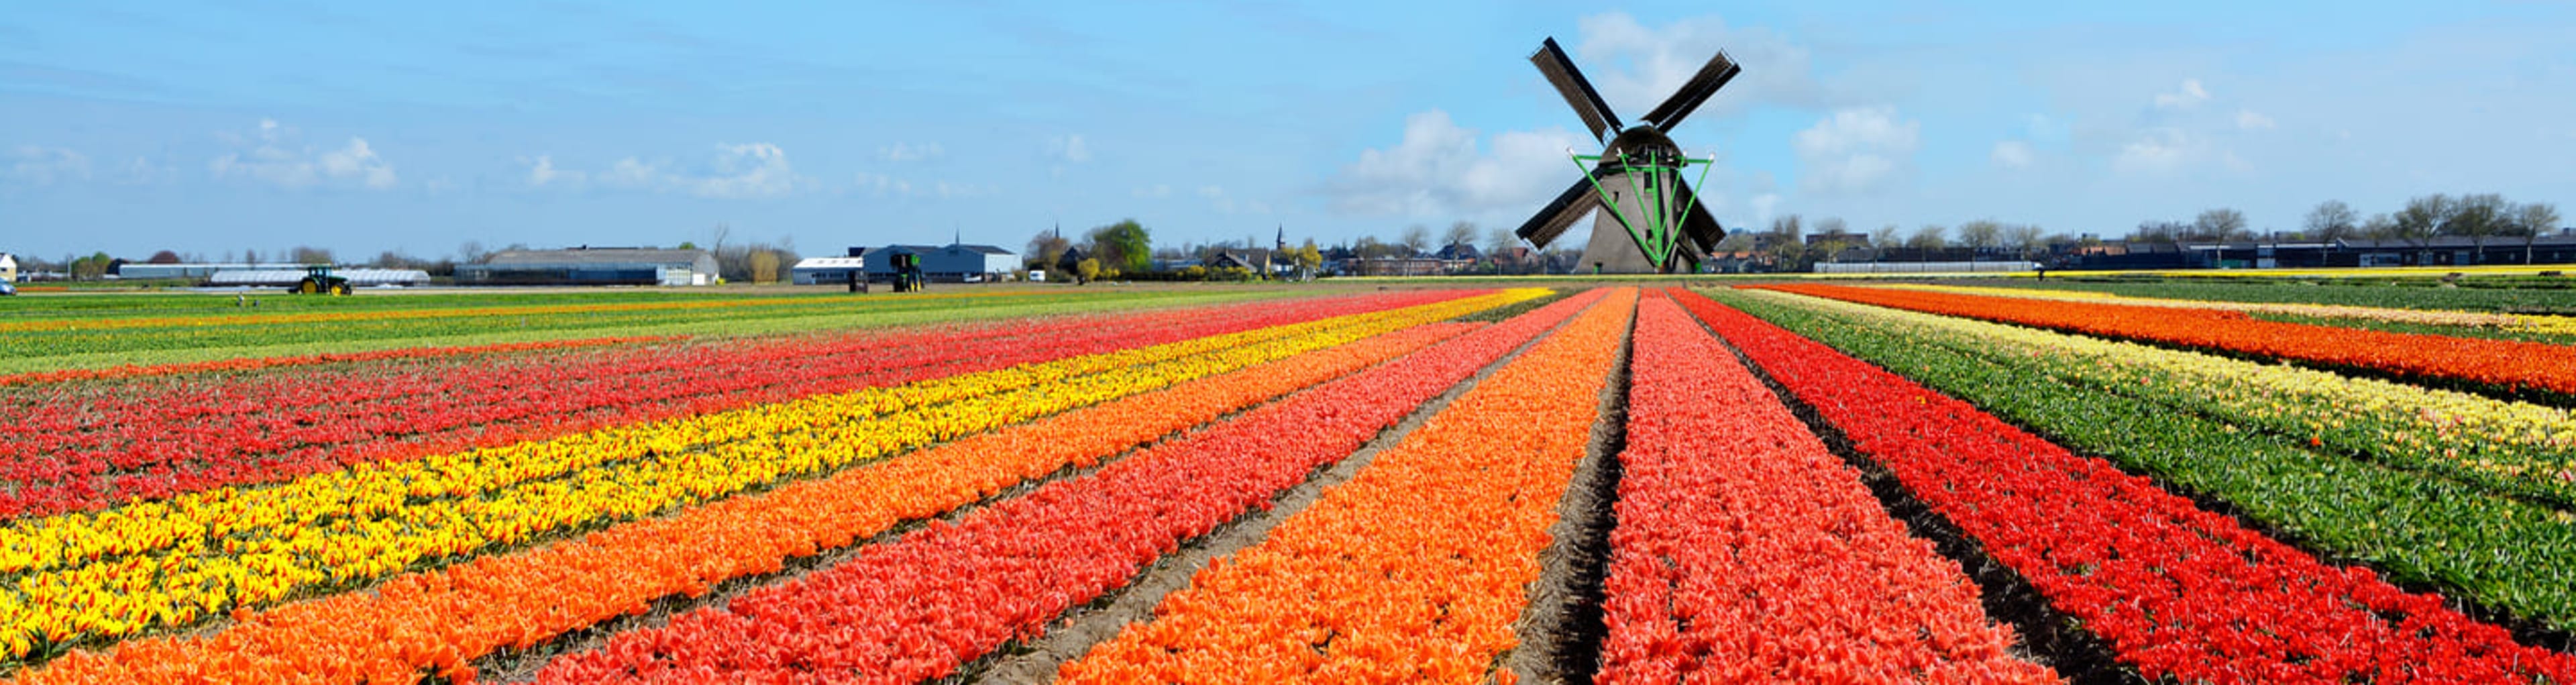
[1882,283,2576,335]
[0,291,1534,661]
[1741,289,2576,503]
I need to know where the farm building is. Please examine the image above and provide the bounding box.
[455,247,718,286]
[790,248,871,285]
[0,253,15,282]
[110,263,246,280]
[863,244,1017,282]
[206,268,431,287]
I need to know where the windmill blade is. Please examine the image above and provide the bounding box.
[1672,178,1727,254]
[1515,174,1607,248]
[1639,50,1741,130]
[1530,38,1623,143]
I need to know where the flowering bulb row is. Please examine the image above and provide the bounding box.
[1746,288,2576,507]
[1754,282,2576,396]
[7,293,1548,684]
[0,290,1459,519]
[1059,288,1637,684]
[1593,293,2051,684]
[0,335,669,386]
[0,290,1464,576]
[0,292,1523,662]
[1680,289,2576,684]
[1717,286,2576,638]
[1884,282,2576,333]
[529,290,1594,684]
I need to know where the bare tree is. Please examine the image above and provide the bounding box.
[2131,221,2186,243]
[2449,193,2510,260]
[1399,225,1431,256]
[2303,201,2359,244]
[1442,221,1478,249]
[1957,219,2004,261]
[2002,223,2046,260]
[1483,226,1519,259]
[1025,229,1071,271]
[2361,213,2398,240]
[1869,224,1901,252]
[290,246,335,265]
[1906,225,1949,252]
[2513,202,2562,264]
[456,241,489,264]
[2394,195,2453,248]
[2193,208,2249,242]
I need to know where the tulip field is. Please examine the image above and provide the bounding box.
[5,280,2575,684]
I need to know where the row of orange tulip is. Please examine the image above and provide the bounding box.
[1059,288,1636,684]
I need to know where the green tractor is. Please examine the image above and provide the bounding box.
[294,264,354,296]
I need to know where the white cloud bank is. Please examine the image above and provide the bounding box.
[1793,107,1920,195]
[209,119,397,190]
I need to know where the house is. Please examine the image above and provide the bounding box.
[455,247,719,286]
[1206,251,1256,270]
[0,253,15,282]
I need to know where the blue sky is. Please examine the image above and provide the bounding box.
[5,1,2572,262]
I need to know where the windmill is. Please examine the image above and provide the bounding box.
[1514,37,1740,274]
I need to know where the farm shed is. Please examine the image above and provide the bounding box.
[206,268,431,287]
[456,248,718,286]
[864,244,1016,282]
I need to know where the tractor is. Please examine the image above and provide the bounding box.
[890,253,927,293]
[293,264,354,295]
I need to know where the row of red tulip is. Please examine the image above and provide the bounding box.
[1057,288,1638,684]
[3,295,1542,684]
[0,291,1466,519]
[1677,289,2576,684]
[0,336,672,387]
[1595,293,2053,683]
[528,291,1603,683]
[1752,282,2576,396]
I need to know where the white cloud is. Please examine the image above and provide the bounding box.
[523,154,584,187]
[2154,78,2211,109]
[2235,109,2276,131]
[2112,127,2196,174]
[879,142,944,163]
[208,120,398,190]
[1048,134,1091,163]
[856,171,915,197]
[1196,185,1225,199]
[1327,109,1588,218]
[1571,12,1825,122]
[580,144,808,198]
[932,180,996,199]
[1792,106,1920,195]
[7,146,92,185]
[1749,193,1782,226]
[1132,184,1172,198]
[687,143,798,199]
[114,156,174,185]
[1990,140,2036,170]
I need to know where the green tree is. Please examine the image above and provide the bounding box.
[1085,219,1152,275]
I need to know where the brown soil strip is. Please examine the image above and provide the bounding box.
[967,296,1602,684]
[1499,295,1633,684]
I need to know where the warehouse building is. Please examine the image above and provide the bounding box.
[790,248,871,285]
[855,244,1017,282]
[455,247,718,286]
[205,268,431,287]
